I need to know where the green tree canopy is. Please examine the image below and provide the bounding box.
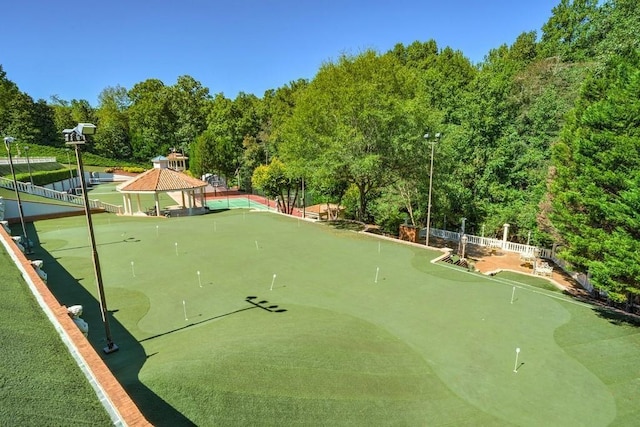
[551,53,640,304]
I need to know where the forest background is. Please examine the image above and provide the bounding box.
[1,0,639,305]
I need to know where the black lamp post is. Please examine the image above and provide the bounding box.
[24,145,34,186]
[63,123,118,354]
[65,148,74,190]
[3,136,33,254]
[424,132,441,247]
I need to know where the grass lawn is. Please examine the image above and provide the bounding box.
[0,249,112,425]
[27,210,640,426]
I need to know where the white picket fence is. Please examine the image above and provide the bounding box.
[424,227,595,294]
[0,176,122,214]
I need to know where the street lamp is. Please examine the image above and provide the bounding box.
[3,136,33,254]
[424,132,441,247]
[24,145,34,186]
[63,123,118,354]
[65,148,74,190]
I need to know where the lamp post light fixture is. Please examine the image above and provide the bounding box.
[24,145,34,186]
[63,123,118,354]
[424,132,441,247]
[3,136,33,254]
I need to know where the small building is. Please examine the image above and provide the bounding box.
[117,156,208,217]
[167,151,188,172]
[304,203,344,221]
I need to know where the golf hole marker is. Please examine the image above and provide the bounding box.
[375,267,380,283]
[255,240,259,250]
[175,242,178,256]
[270,273,277,291]
[510,286,516,304]
[513,347,521,373]
[197,270,202,288]
[131,261,135,277]
[183,300,188,321]
[156,225,159,237]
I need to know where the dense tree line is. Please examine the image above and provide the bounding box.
[1,0,638,305]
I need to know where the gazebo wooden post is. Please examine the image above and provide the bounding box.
[154,193,160,216]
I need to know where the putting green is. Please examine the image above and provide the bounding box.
[32,211,639,426]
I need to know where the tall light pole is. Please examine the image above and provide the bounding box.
[3,137,33,254]
[63,123,118,354]
[65,148,74,190]
[24,145,34,186]
[424,132,441,247]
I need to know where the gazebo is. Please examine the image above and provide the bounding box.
[117,156,208,217]
[167,151,188,171]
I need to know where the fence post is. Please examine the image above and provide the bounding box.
[502,223,510,248]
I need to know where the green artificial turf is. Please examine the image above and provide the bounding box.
[494,271,564,293]
[28,211,640,426]
[0,250,112,426]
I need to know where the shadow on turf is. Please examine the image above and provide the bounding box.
[139,296,287,343]
[28,224,196,427]
[47,236,140,253]
[592,306,640,327]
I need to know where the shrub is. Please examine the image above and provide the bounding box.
[123,166,145,173]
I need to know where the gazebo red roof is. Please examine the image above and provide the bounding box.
[118,168,207,192]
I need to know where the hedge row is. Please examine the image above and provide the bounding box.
[13,169,77,186]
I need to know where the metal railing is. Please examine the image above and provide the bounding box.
[0,176,122,214]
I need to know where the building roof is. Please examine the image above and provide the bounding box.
[167,152,188,160]
[117,168,207,193]
[305,203,344,214]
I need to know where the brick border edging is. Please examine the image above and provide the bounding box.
[0,226,150,426]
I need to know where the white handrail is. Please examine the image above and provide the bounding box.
[0,177,122,214]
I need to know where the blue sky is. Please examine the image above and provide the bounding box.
[2,0,559,105]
